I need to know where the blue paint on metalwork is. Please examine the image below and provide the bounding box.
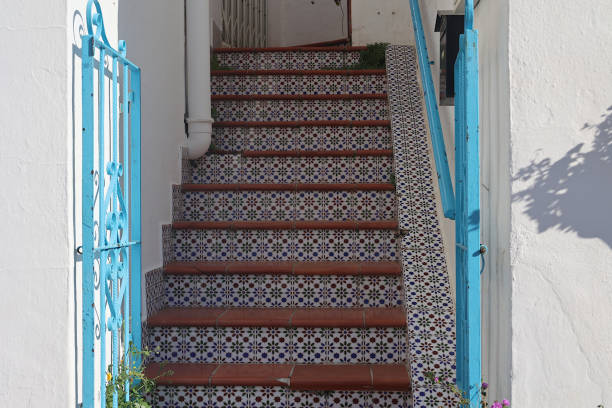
[455,26,481,408]
[408,0,456,220]
[408,0,482,406]
[81,1,141,407]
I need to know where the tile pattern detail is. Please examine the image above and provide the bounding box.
[386,46,458,406]
[192,155,393,184]
[213,98,389,122]
[212,126,392,152]
[215,50,361,70]
[162,274,403,308]
[180,190,396,222]
[149,386,413,408]
[212,74,387,96]
[147,326,407,364]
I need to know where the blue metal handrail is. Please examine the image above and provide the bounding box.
[81,1,141,407]
[409,1,481,407]
[408,0,456,220]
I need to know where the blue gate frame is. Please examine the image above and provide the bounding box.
[81,1,141,407]
[409,0,481,406]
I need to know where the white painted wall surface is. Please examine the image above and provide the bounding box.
[119,1,185,275]
[267,0,348,47]
[351,0,413,46]
[0,0,118,406]
[0,3,71,405]
[508,0,612,405]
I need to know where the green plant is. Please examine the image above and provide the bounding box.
[105,346,172,408]
[348,42,389,69]
[211,54,232,71]
[424,372,510,408]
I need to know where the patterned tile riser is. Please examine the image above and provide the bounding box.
[145,268,165,317]
[148,326,407,365]
[213,99,389,122]
[215,50,361,70]
[386,46,459,404]
[212,74,388,96]
[192,155,394,184]
[180,190,397,222]
[173,229,399,262]
[163,274,403,308]
[211,126,392,152]
[149,386,412,408]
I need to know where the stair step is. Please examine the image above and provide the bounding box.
[181,183,395,191]
[164,261,401,276]
[145,362,411,391]
[213,119,390,127]
[172,227,399,262]
[172,220,398,230]
[179,188,395,222]
[211,69,387,96]
[214,46,363,70]
[213,94,389,122]
[191,154,394,184]
[147,307,405,328]
[211,124,392,152]
[161,270,403,308]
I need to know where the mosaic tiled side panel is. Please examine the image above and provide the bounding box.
[192,155,393,184]
[212,74,387,96]
[149,386,412,408]
[213,98,389,122]
[181,146,191,185]
[215,50,361,70]
[145,268,165,318]
[212,126,392,152]
[173,229,398,262]
[181,190,396,222]
[386,45,459,407]
[162,274,403,308]
[148,326,407,364]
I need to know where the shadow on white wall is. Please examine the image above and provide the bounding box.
[513,106,612,249]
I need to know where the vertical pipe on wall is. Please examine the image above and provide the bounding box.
[185,0,213,159]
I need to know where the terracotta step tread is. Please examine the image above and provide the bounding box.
[214,46,367,53]
[212,93,387,101]
[146,362,411,391]
[238,149,393,157]
[171,220,398,230]
[164,261,402,276]
[180,183,395,192]
[147,307,406,328]
[212,69,386,76]
[213,120,390,128]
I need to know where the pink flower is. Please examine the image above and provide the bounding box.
[491,402,502,408]
[502,400,510,406]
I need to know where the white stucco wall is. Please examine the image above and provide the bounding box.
[508,0,612,405]
[119,0,185,277]
[351,0,414,46]
[0,0,118,406]
[267,0,348,47]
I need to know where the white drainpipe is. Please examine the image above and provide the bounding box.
[185,0,213,159]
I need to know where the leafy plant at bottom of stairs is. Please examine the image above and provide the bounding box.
[105,345,173,408]
[349,42,389,69]
[424,371,510,408]
[211,54,233,71]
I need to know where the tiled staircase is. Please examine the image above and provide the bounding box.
[144,46,453,407]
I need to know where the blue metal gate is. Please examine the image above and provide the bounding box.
[409,0,481,406]
[81,1,141,407]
